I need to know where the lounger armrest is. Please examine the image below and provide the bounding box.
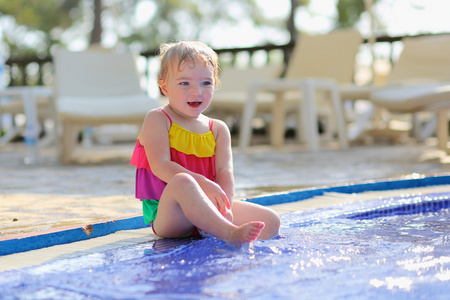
[370,83,450,113]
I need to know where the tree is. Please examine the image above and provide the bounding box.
[110,0,280,51]
[0,0,372,59]
[0,0,81,57]
[90,0,103,45]
[0,0,276,56]
[336,0,374,29]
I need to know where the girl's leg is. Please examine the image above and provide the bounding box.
[232,200,280,240]
[153,173,264,247]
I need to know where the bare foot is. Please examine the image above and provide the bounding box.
[227,221,265,249]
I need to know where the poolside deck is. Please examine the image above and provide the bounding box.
[1,139,450,272]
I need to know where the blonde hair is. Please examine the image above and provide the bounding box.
[158,41,221,88]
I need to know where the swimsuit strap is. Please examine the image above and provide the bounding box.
[159,108,173,127]
[159,108,213,132]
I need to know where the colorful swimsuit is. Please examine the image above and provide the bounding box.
[130,109,216,230]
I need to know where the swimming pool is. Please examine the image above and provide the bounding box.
[0,187,449,299]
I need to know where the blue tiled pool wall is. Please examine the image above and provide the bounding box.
[0,214,150,256]
[246,174,450,206]
[345,193,450,220]
[282,190,450,229]
[1,175,450,256]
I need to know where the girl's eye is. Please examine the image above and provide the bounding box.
[202,81,213,86]
[179,81,189,86]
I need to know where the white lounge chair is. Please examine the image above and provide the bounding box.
[238,29,363,151]
[53,48,160,163]
[0,90,54,147]
[368,34,450,152]
[207,64,283,130]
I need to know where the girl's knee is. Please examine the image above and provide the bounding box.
[163,173,199,198]
[258,206,280,228]
[270,210,281,228]
[258,208,280,240]
[266,211,281,236]
[168,173,197,187]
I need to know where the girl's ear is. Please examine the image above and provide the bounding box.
[159,80,169,96]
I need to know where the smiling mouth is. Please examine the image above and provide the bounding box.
[188,101,202,107]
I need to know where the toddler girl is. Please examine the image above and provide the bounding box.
[131,41,280,248]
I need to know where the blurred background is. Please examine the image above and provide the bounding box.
[1,0,450,159]
[2,0,450,54]
[2,0,450,87]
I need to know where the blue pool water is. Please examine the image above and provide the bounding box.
[0,191,449,299]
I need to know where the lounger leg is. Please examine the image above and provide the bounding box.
[329,82,349,149]
[300,80,319,151]
[60,121,78,163]
[239,85,259,151]
[297,89,306,146]
[436,110,449,153]
[412,113,437,142]
[49,95,61,158]
[270,91,286,147]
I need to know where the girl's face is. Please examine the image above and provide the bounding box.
[160,58,215,120]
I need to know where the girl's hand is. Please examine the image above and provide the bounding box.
[200,178,231,215]
[222,207,233,222]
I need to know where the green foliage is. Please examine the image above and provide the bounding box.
[118,0,280,51]
[0,0,372,57]
[336,0,370,28]
[0,0,80,32]
[0,0,81,57]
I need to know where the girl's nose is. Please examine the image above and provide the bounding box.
[191,84,202,95]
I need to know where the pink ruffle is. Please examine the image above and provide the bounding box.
[130,140,150,169]
[130,139,216,200]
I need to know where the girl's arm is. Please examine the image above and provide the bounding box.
[139,109,178,182]
[212,119,235,206]
[139,109,230,214]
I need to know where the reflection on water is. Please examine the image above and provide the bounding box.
[0,199,449,299]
